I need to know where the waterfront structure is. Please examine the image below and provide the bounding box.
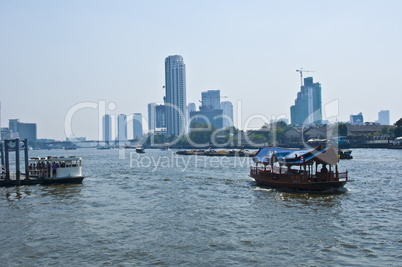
[116,114,127,144]
[290,77,322,125]
[221,101,234,128]
[350,112,364,125]
[201,90,220,110]
[6,119,37,141]
[164,55,187,136]
[133,113,143,140]
[377,110,390,125]
[102,114,112,145]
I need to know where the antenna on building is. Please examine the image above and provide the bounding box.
[296,68,315,87]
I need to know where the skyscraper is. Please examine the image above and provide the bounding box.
[155,105,166,128]
[188,103,196,120]
[378,110,390,125]
[290,77,322,125]
[102,114,112,145]
[117,114,127,144]
[165,55,187,136]
[201,90,220,110]
[221,101,234,128]
[148,103,156,133]
[133,113,143,140]
[350,112,364,125]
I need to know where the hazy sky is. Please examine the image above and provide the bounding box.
[1,0,401,140]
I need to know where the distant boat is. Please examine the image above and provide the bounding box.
[136,146,145,153]
[250,145,348,191]
[97,146,110,150]
[338,149,353,159]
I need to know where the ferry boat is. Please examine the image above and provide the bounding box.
[28,156,84,184]
[250,145,347,191]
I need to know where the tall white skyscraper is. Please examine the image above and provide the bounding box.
[378,110,390,125]
[221,101,234,128]
[133,113,143,140]
[117,114,127,144]
[165,55,187,136]
[102,114,112,145]
[148,103,156,133]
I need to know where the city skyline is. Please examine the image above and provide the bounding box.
[0,1,401,140]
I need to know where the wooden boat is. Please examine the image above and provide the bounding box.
[250,145,347,191]
[28,156,84,184]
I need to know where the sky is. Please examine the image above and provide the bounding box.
[0,0,401,140]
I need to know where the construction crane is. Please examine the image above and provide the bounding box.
[296,68,315,87]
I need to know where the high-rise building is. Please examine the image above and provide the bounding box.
[290,77,322,125]
[133,113,143,140]
[189,109,224,130]
[188,103,196,119]
[165,55,187,136]
[9,119,19,135]
[18,123,37,141]
[155,105,166,128]
[350,112,364,125]
[221,101,234,128]
[102,114,112,145]
[148,103,157,132]
[7,119,37,141]
[116,114,127,144]
[377,110,390,125]
[201,90,220,110]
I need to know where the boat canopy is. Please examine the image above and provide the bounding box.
[253,145,339,166]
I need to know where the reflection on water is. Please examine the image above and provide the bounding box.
[0,148,401,266]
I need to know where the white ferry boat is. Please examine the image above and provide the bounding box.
[28,156,84,184]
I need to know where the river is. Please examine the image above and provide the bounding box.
[1,148,401,266]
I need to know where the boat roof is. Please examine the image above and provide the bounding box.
[30,156,81,161]
[253,145,338,165]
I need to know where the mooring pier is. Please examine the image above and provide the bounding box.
[0,138,43,187]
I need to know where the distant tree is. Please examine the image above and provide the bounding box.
[333,123,348,137]
[189,121,217,147]
[250,134,266,143]
[269,128,285,145]
[394,118,402,137]
[381,126,389,135]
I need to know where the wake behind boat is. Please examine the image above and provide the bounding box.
[250,145,347,191]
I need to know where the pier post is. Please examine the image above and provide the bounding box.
[15,139,20,186]
[23,139,29,180]
[0,142,4,167]
[4,140,10,180]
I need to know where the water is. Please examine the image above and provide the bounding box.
[1,148,401,266]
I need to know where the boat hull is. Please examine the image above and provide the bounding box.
[250,173,346,191]
[42,176,85,185]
